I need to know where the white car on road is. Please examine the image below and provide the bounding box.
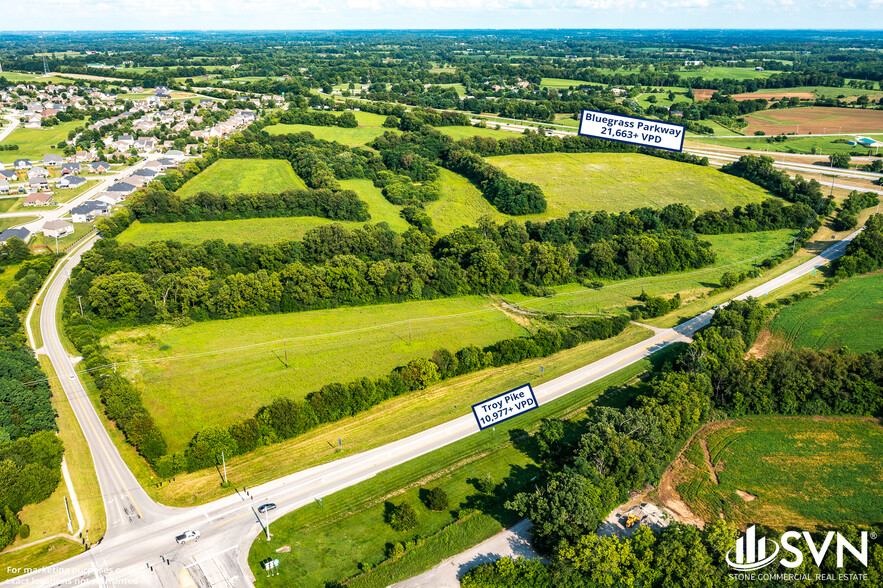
[175,530,200,544]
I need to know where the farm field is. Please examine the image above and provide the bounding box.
[687,133,883,155]
[487,152,775,215]
[693,89,815,102]
[263,111,391,146]
[176,158,306,197]
[424,168,506,233]
[742,106,883,135]
[768,272,883,353]
[0,120,81,163]
[745,86,883,101]
[670,417,883,530]
[502,228,797,318]
[247,344,670,588]
[540,77,593,89]
[436,125,515,141]
[116,217,363,246]
[104,296,530,451]
[678,66,776,81]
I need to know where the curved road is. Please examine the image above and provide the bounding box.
[6,227,862,587]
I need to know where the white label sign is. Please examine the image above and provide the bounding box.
[578,109,685,152]
[472,384,538,430]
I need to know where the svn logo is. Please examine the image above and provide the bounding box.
[726,526,870,572]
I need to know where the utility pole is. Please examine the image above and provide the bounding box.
[54,234,59,255]
[264,505,270,540]
[64,496,72,533]
[76,295,84,317]
[221,451,227,484]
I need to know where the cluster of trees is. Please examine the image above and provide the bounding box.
[129,185,370,223]
[464,297,883,586]
[277,109,358,128]
[833,213,883,280]
[4,257,54,312]
[0,256,64,551]
[835,190,880,231]
[721,155,833,212]
[375,171,442,205]
[692,199,817,235]
[632,291,681,319]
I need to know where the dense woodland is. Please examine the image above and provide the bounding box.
[0,253,64,551]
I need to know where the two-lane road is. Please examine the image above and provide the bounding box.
[8,226,863,587]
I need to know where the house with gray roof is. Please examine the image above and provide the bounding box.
[71,200,111,223]
[0,227,31,244]
[61,163,82,175]
[59,175,87,189]
[43,154,63,167]
[14,159,32,170]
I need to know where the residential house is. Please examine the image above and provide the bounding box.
[0,227,31,244]
[118,134,135,146]
[14,159,32,170]
[107,182,135,197]
[96,192,123,206]
[27,166,49,180]
[61,163,82,175]
[142,160,164,172]
[73,151,95,163]
[23,192,53,206]
[134,137,157,152]
[29,177,49,192]
[89,161,111,173]
[59,175,87,189]
[71,200,110,223]
[43,154,63,167]
[164,149,185,162]
[42,219,74,239]
[131,168,159,180]
[0,178,8,194]
[155,158,176,170]
[0,170,15,181]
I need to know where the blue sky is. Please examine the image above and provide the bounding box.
[0,0,880,30]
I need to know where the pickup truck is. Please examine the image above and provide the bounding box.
[175,530,200,544]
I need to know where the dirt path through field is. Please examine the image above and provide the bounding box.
[699,438,719,484]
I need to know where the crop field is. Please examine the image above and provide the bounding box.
[103,296,530,451]
[0,121,81,163]
[672,417,883,530]
[768,272,883,353]
[487,152,775,215]
[502,228,796,317]
[742,106,883,135]
[263,111,391,146]
[176,159,306,197]
[687,133,883,155]
[540,77,593,89]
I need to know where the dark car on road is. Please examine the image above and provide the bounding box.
[257,503,277,514]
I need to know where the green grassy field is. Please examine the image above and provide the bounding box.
[0,121,81,163]
[747,86,883,100]
[264,111,392,146]
[176,159,306,198]
[540,77,593,89]
[30,223,95,253]
[117,217,364,246]
[424,168,506,233]
[687,133,883,155]
[768,272,883,353]
[674,417,883,530]
[104,296,530,452]
[0,216,36,233]
[487,152,775,215]
[248,345,672,587]
[502,228,797,318]
[678,66,776,81]
[339,178,410,230]
[437,125,516,141]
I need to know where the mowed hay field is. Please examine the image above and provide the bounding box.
[742,106,883,135]
[769,272,883,353]
[176,159,307,198]
[0,120,81,163]
[103,297,529,451]
[671,417,883,530]
[487,152,775,214]
[263,111,393,146]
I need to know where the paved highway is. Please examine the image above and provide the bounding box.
[6,226,863,587]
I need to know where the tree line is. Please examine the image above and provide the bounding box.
[0,252,64,551]
[721,155,834,212]
[128,185,370,224]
